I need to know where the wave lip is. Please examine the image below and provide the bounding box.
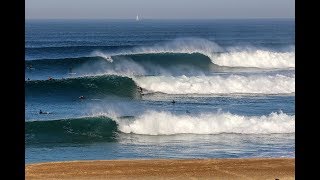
[134,74,295,95]
[116,111,295,135]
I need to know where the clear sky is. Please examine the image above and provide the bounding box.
[26,0,294,19]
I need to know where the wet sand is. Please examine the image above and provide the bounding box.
[26,158,294,180]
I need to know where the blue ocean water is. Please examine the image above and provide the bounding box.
[25,19,295,163]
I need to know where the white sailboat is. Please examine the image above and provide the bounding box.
[136,14,139,21]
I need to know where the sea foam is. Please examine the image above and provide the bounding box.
[133,74,295,94]
[116,111,295,135]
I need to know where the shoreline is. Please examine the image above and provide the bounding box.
[26,158,294,179]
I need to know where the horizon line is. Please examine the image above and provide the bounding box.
[26,17,294,20]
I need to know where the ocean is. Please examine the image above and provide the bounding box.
[25,19,295,163]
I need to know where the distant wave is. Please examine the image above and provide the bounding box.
[92,38,295,69]
[26,111,295,144]
[26,45,134,49]
[25,53,215,77]
[27,38,295,69]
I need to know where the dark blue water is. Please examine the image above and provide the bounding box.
[25,19,295,163]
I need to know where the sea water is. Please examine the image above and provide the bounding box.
[25,19,294,163]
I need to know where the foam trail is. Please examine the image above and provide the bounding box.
[92,38,295,69]
[133,74,295,94]
[116,111,294,135]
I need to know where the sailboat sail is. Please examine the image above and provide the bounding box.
[136,15,139,21]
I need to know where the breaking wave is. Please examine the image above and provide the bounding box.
[134,74,295,95]
[26,111,294,144]
[116,111,295,135]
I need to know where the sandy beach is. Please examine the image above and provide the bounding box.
[26,158,294,179]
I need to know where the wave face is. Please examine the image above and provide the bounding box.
[25,75,139,98]
[117,111,295,135]
[134,74,295,95]
[26,117,118,144]
[26,53,214,77]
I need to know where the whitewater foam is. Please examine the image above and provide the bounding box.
[212,49,295,68]
[116,111,295,135]
[133,74,295,94]
[93,38,295,69]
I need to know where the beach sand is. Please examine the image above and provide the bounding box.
[26,158,294,180]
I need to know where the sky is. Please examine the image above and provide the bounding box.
[26,0,294,19]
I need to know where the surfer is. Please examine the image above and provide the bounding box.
[39,110,50,114]
[27,78,30,81]
[171,100,176,104]
[186,110,190,114]
[137,87,144,96]
[79,95,85,100]
[68,67,76,75]
[48,77,53,80]
[106,56,112,61]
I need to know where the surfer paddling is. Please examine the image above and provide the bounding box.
[39,110,50,114]
[27,64,34,69]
